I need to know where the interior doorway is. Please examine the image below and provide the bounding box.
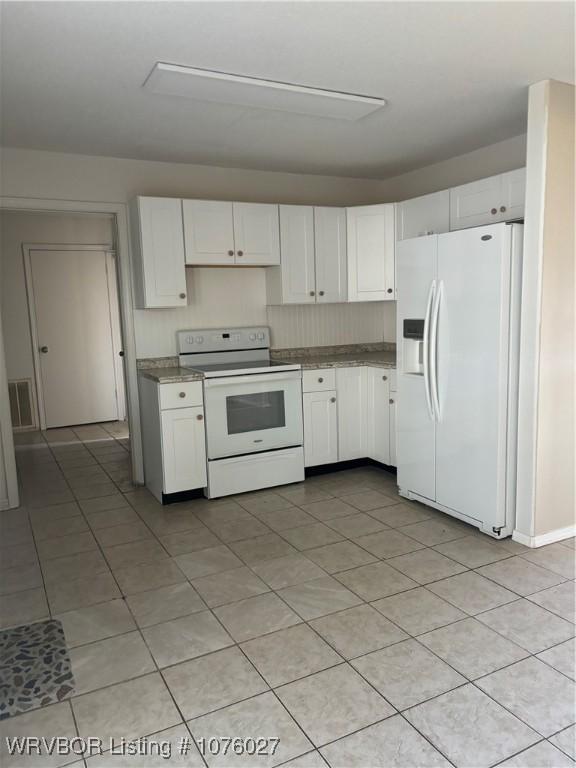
[24,244,126,429]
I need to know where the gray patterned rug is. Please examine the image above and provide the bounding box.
[0,618,74,719]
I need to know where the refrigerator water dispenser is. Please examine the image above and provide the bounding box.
[402,319,425,375]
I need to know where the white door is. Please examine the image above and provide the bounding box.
[434,225,511,528]
[29,248,120,428]
[314,207,347,303]
[135,197,187,307]
[303,390,338,467]
[336,367,368,460]
[396,190,450,240]
[183,200,235,265]
[449,175,502,230]
[347,204,395,301]
[500,168,526,222]
[396,236,437,500]
[161,406,207,493]
[279,206,316,303]
[367,368,391,465]
[232,203,280,265]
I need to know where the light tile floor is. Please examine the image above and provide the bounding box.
[1,423,575,767]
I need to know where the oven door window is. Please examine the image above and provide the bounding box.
[226,390,286,435]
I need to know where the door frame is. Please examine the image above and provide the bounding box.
[0,197,144,488]
[22,243,126,430]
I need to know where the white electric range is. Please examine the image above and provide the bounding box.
[178,326,304,498]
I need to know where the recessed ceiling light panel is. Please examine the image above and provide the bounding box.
[143,63,386,121]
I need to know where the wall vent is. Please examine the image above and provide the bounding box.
[8,379,35,430]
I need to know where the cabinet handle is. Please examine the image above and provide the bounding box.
[319,290,325,296]
[237,250,244,257]
[387,288,393,294]
[40,345,49,354]
[309,291,315,296]
[227,250,234,256]
[318,377,324,383]
[330,397,336,403]
[196,414,204,421]
[389,398,395,404]
[500,206,507,213]
[382,375,387,381]
[491,208,498,215]
[179,293,186,299]
[179,392,186,398]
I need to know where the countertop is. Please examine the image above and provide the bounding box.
[273,350,396,370]
[138,366,204,383]
[137,345,397,383]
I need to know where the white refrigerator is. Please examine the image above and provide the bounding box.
[396,223,523,538]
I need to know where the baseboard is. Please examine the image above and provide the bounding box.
[512,524,576,548]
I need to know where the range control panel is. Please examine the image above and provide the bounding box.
[177,326,270,354]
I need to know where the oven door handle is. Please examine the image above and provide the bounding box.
[203,370,302,388]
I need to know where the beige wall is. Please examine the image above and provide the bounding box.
[377,134,527,201]
[516,80,575,542]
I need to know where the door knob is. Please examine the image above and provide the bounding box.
[237,250,244,257]
[228,250,234,256]
[382,375,387,381]
[389,398,395,404]
[40,346,48,354]
[179,293,186,299]
[330,397,336,403]
[179,392,186,398]
[319,291,325,296]
[318,377,324,383]
[387,288,393,294]
[491,208,498,215]
[500,206,507,213]
[119,351,125,357]
[196,414,204,421]
[309,291,315,297]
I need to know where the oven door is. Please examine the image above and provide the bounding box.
[204,371,303,460]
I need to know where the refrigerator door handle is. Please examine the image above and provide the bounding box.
[423,280,436,420]
[430,280,442,421]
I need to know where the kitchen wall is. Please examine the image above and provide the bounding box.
[516,79,574,543]
[0,211,115,424]
[377,134,527,201]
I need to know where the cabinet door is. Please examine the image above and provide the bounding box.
[314,207,347,302]
[279,205,316,303]
[389,396,397,467]
[500,168,525,222]
[367,369,391,465]
[233,203,280,265]
[303,390,338,467]
[449,175,502,230]
[347,204,395,301]
[336,367,368,460]
[183,200,235,265]
[396,190,450,240]
[161,406,207,494]
[133,197,187,308]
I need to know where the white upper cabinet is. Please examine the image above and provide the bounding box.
[232,203,280,265]
[450,169,525,230]
[396,190,450,240]
[314,207,347,303]
[130,196,187,309]
[500,168,526,222]
[183,200,235,265]
[267,205,316,304]
[347,204,395,302]
[184,201,280,265]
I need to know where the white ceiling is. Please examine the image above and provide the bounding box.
[1,2,573,178]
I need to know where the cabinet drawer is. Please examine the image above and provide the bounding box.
[303,369,337,392]
[159,381,203,410]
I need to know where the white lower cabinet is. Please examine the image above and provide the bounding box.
[139,377,207,501]
[336,367,369,461]
[303,390,338,467]
[368,369,391,465]
[161,407,207,494]
[303,366,397,468]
